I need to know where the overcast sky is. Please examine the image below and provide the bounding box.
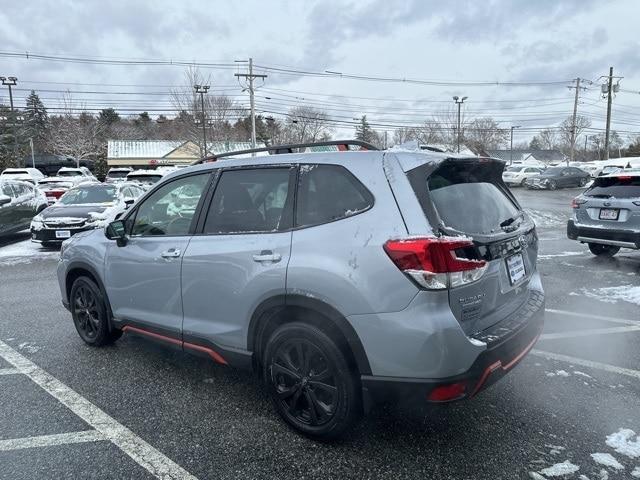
[1,0,639,143]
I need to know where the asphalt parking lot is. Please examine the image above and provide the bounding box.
[0,187,639,480]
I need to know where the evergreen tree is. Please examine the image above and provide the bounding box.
[98,108,120,126]
[23,90,49,152]
[355,115,376,144]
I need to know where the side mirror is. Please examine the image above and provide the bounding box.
[124,198,135,209]
[105,220,127,247]
[0,194,11,206]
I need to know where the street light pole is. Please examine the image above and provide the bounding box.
[194,84,210,157]
[1,76,18,165]
[510,125,520,166]
[452,96,467,153]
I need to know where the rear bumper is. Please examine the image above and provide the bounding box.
[361,301,544,405]
[567,220,640,249]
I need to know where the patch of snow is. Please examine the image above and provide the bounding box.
[591,453,624,470]
[579,286,640,306]
[529,472,546,480]
[538,251,585,260]
[555,370,570,377]
[606,429,640,458]
[631,466,640,478]
[524,208,568,228]
[573,371,592,379]
[539,460,580,477]
[0,240,59,265]
[578,475,591,480]
[18,342,41,353]
[597,469,609,480]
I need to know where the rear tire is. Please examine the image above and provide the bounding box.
[588,243,620,257]
[264,322,360,439]
[579,177,588,187]
[70,276,121,346]
[520,178,527,187]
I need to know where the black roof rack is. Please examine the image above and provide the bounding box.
[192,139,379,165]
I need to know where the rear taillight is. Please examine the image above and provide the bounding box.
[571,197,587,209]
[427,382,467,402]
[383,237,487,290]
[49,190,66,198]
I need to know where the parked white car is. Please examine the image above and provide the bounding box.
[105,167,133,184]
[57,167,97,183]
[125,169,165,189]
[502,165,545,186]
[0,167,45,184]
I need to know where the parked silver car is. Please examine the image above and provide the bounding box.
[568,171,640,256]
[56,144,544,438]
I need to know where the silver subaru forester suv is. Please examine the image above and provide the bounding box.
[57,145,544,439]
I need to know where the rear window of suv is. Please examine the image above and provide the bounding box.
[409,161,519,235]
[585,176,640,198]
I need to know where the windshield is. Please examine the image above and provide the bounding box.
[107,170,130,179]
[601,166,623,174]
[586,176,640,198]
[38,181,73,188]
[59,185,117,204]
[543,167,564,175]
[58,170,83,177]
[128,175,162,184]
[505,166,524,172]
[2,171,29,176]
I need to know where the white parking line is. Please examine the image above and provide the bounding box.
[0,430,106,452]
[0,367,20,375]
[531,349,640,380]
[539,325,640,340]
[545,308,639,326]
[0,340,198,480]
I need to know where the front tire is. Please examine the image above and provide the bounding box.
[70,276,121,346]
[264,322,360,439]
[547,180,558,190]
[588,243,620,257]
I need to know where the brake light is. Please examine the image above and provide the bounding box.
[384,237,487,290]
[571,197,587,209]
[616,176,632,180]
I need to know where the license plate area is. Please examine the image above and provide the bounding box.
[599,208,619,220]
[55,230,71,239]
[506,253,526,285]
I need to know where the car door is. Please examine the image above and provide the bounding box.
[104,172,211,334]
[0,183,17,234]
[558,169,571,187]
[181,166,295,350]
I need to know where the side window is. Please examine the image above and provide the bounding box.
[1,183,15,198]
[296,164,373,227]
[121,187,132,199]
[203,168,292,234]
[131,173,209,236]
[13,183,26,196]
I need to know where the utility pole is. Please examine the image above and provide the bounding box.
[568,77,582,164]
[235,58,267,156]
[510,125,520,166]
[604,67,613,160]
[1,76,18,165]
[194,84,210,157]
[452,96,467,153]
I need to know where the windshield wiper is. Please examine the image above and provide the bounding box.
[500,211,524,230]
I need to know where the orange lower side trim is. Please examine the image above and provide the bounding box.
[121,325,227,365]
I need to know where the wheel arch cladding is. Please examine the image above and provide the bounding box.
[249,294,372,376]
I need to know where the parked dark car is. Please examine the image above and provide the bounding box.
[0,180,48,237]
[524,167,590,190]
[30,182,145,246]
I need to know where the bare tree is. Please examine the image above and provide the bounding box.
[284,106,332,143]
[464,117,508,152]
[48,92,103,167]
[535,128,560,150]
[559,115,591,153]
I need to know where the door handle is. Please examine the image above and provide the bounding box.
[161,248,181,258]
[252,251,282,263]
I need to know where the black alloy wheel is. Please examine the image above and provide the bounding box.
[265,322,360,439]
[547,179,558,190]
[70,276,121,346]
[579,177,588,187]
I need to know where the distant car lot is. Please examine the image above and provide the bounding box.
[0,186,639,479]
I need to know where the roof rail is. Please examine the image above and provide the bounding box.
[192,139,379,165]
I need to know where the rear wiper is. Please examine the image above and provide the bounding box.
[589,194,612,199]
[500,211,524,230]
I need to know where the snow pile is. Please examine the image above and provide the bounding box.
[631,466,640,478]
[524,208,567,228]
[590,453,624,470]
[537,251,585,260]
[538,460,580,477]
[606,429,640,458]
[546,370,570,377]
[580,286,640,306]
[0,240,59,265]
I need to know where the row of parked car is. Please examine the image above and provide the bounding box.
[0,165,173,243]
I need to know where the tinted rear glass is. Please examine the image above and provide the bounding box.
[59,186,117,204]
[58,170,83,177]
[108,171,130,178]
[586,177,640,198]
[411,162,519,235]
